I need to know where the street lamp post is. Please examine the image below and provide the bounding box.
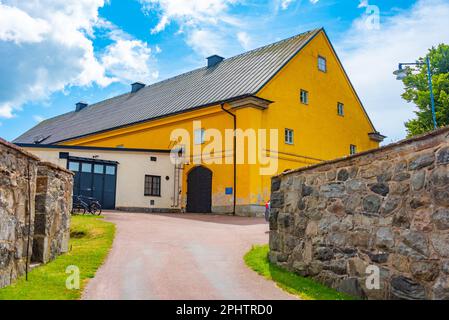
[394,57,437,130]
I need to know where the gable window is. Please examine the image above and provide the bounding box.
[145,175,161,197]
[300,90,309,105]
[318,56,327,72]
[285,129,294,145]
[337,102,344,116]
[350,145,357,155]
[194,128,206,145]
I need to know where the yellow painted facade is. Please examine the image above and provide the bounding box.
[60,30,380,214]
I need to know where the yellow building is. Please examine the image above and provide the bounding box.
[15,28,384,216]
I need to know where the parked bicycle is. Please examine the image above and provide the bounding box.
[72,195,102,216]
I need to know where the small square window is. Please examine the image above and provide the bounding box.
[68,162,79,172]
[150,157,157,162]
[94,164,104,174]
[350,145,357,155]
[194,129,206,145]
[337,102,344,116]
[145,175,161,197]
[285,129,294,145]
[105,166,116,175]
[81,163,92,173]
[300,90,309,105]
[318,56,327,72]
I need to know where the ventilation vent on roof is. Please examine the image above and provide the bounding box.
[131,82,146,93]
[75,102,88,112]
[207,55,224,68]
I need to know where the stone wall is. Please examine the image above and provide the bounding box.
[0,139,39,288]
[269,127,449,300]
[32,162,73,264]
[0,138,73,288]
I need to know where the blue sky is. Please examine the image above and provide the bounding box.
[1,0,448,143]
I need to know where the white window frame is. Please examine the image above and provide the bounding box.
[337,102,344,116]
[285,129,294,145]
[350,144,357,155]
[194,128,206,145]
[318,56,327,72]
[300,89,309,105]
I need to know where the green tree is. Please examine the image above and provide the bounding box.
[403,44,449,137]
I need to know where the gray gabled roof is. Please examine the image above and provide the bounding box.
[14,29,322,145]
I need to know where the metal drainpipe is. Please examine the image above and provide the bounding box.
[221,103,237,216]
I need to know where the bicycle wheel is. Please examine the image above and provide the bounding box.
[72,205,86,215]
[90,203,102,216]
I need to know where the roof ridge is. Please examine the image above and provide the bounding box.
[226,28,321,62]
[104,28,322,99]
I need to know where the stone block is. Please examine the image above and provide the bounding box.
[431,234,449,258]
[338,277,366,299]
[390,276,427,300]
[409,153,435,170]
[437,147,449,165]
[410,260,439,282]
[433,208,449,230]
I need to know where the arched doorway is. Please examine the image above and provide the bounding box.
[187,166,212,213]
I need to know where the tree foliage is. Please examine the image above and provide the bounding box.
[402,44,449,137]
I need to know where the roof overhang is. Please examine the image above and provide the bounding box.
[369,132,387,143]
[227,95,273,110]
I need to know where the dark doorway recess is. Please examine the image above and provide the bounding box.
[187,166,212,213]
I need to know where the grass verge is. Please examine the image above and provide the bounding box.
[244,245,357,300]
[0,215,115,300]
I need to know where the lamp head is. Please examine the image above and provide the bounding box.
[393,67,408,80]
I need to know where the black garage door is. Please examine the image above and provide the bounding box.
[68,158,118,210]
[187,166,212,213]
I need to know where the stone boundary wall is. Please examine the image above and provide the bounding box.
[0,139,39,288]
[0,138,73,288]
[32,162,73,264]
[269,127,449,300]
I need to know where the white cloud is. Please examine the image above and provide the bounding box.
[141,0,246,56]
[141,0,239,33]
[101,39,159,83]
[0,1,158,119]
[33,115,46,123]
[280,0,295,10]
[237,32,252,50]
[186,28,229,57]
[0,3,50,43]
[337,0,449,142]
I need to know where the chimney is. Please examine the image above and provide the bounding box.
[207,55,224,68]
[131,82,146,93]
[75,102,88,112]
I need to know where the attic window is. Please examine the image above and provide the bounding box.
[318,56,327,72]
[300,90,309,105]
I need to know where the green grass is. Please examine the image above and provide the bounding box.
[244,245,357,300]
[0,215,115,300]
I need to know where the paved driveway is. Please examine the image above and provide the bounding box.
[82,212,296,300]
